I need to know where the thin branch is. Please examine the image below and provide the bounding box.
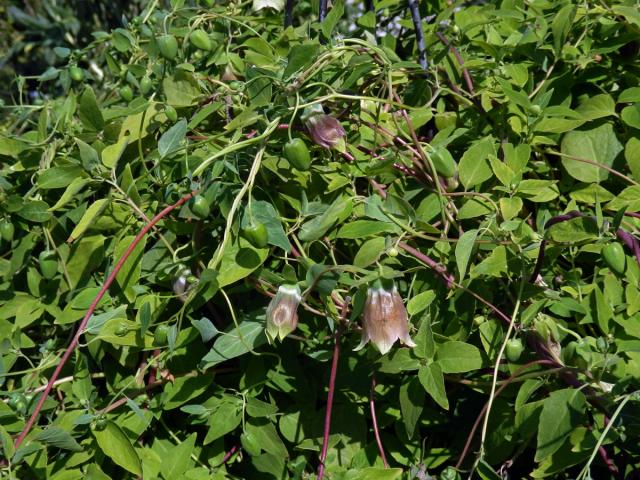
[435,31,475,96]
[319,0,328,22]
[317,301,349,479]
[408,0,428,70]
[370,375,389,468]
[13,191,197,450]
[284,0,295,27]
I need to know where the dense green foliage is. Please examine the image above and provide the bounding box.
[2,0,640,479]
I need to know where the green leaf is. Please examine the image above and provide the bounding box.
[68,199,109,242]
[215,236,268,288]
[204,401,242,444]
[79,86,104,131]
[621,103,640,129]
[535,388,586,461]
[321,0,344,39]
[625,137,640,182]
[160,433,196,479]
[17,200,52,223]
[191,317,218,342]
[49,177,90,211]
[33,427,82,452]
[551,4,576,54]
[418,363,449,410]
[298,197,352,242]
[548,216,598,243]
[458,138,495,189]
[163,72,201,107]
[399,377,423,439]
[92,421,142,476]
[455,229,479,281]
[560,123,623,183]
[101,135,129,169]
[114,235,147,302]
[284,44,319,79]
[436,341,483,373]
[354,237,385,268]
[407,290,436,316]
[245,419,288,457]
[200,321,267,368]
[336,220,398,239]
[158,119,187,159]
[37,166,84,189]
[576,94,616,121]
[342,468,403,480]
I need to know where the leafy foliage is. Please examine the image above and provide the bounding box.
[1,0,640,479]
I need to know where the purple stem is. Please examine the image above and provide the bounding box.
[370,375,389,468]
[317,303,348,479]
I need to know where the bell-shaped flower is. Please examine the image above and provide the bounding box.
[355,279,416,355]
[302,105,346,151]
[266,284,302,342]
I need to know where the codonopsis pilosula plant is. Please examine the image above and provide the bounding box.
[266,284,302,342]
[355,278,416,355]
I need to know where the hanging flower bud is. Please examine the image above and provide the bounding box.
[302,105,346,152]
[355,279,416,355]
[266,284,302,342]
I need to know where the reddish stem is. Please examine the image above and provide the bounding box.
[13,191,197,450]
[317,303,348,479]
[370,375,389,468]
[435,31,475,96]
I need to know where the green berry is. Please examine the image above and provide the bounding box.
[157,34,179,60]
[165,105,178,122]
[69,66,84,82]
[38,250,58,279]
[0,221,15,242]
[241,222,269,249]
[190,29,212,51]
[140,76,152,95]
[191,195,211,219]
[119,85,133,102]
[505,338,524,362]
[430,147,457,178]
[283,138,311,171]
[154,325,169,346]
[602,242,625,275]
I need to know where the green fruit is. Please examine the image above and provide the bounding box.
[38,250,58,279]
[388,247,399,257]
[8,393,26,410]
[191,195,210,219]
[157,34,179,60]
[165,105,178,122]
[119,85,133,102]
[154,325,169,346]
[69,66,84,82]
[430,147,457,178]
[283,138,311,171]
[228,80,243,91]
[242,222,269,249]
[190,29,212,51]
[0,221,14,241]
[201,0,214,6]
[529,104,542,115]
[140,76,152,95]
[602,242,625,274]
[505,338,524,362]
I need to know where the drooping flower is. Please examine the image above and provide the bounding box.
[266,284,302,342]
[302,105,346,151]
[355,279,416,355]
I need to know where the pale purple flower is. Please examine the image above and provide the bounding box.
[266,284,301,342]
[355,280,416,355]
[302,105,346,151]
